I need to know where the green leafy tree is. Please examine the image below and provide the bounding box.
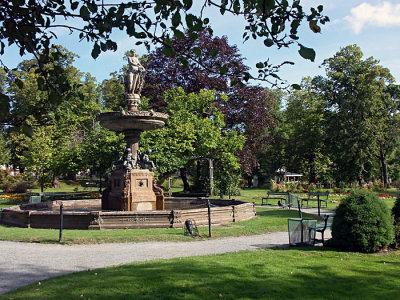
[0,130,9,165]
[101,72,125,111]
[5,48,119,186]
[19,126,55,192]
[284,77,329,183]
[140,87,244,192]
[316,45,396,185]
[80,124,125,190]
[257,92,288,185]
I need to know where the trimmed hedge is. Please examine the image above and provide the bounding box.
[330,189,393,253]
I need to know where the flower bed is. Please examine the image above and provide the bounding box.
[0,193,30,203]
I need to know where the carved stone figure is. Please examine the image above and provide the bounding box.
[123,148,135,171]
[125,49,145,96]
[111,150,123,171]
[136,149,156,171]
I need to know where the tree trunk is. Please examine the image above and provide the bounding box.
[196,161,201,182]
[246,175,252,188]
[308,156,316,184]
[180,168,190,191]
[157,171,175,186]
[379,147,389,188]
[51,174,60,188]
[99,174,102,193]
[41,170,44,193]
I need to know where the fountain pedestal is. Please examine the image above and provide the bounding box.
[98,49,168,212]
[129,169,156,211]
[102,169,163,211]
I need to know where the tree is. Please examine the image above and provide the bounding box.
[4,47,121,186]
[143,29,279,185]
[283,77,329,183]
[143,29,249,110]
[140,87,244,192]
[0,0,329,120]
[19,126,55,192]
[373,84,400,187]
[222,85,278,186]
[317,45,397,185]
[0,130,9,165]
[80,124,125,191]
[101,72,125,111]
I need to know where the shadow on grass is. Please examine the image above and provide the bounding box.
[4,248,400,300]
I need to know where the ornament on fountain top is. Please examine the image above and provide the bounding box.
[125,49,146,111]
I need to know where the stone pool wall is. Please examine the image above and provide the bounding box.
[0,198,256,230]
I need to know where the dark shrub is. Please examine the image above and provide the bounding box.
[331,189,393,253]
[392,197,400,248]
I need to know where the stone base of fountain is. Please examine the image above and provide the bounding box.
[0,198,256,229]
[102,169,163,211]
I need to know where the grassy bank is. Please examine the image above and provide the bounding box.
[3,247,399,299]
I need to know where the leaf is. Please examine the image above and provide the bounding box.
[71,1,79,10]
[183,0,193,10]
[173,29,185,39]
[210,49,218,58]
[264,39,274,47]
[185,14,195,29]
[309,20,321,33]
[192,47,201,57]
[298,44,316,62]
[265,0,275,10]
[219,66,229,75]
[172,12,181,27]
[256,62,264,68]
[79,5,90,20]
[291,84,301,90]
[162,47,174,57]
[233,0,240,13]
[91,43,101,59]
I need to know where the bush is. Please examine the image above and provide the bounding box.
[391,179,400,189]
[392,197,400,248]
[330,189,394,253]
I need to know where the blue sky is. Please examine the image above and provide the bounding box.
[2,1,400,87]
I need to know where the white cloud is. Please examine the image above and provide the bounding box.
[345,1,400,34]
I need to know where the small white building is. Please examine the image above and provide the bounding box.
[275,167,303,183]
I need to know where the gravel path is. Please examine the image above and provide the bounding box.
[0,208,333,295]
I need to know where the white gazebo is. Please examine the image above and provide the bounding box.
[275,167,303,183]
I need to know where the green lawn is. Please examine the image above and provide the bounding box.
[0,208,314,244]
[234,188,397,210]
[3,247,399,299]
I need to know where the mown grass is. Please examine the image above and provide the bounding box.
[0,208,312,244]
[235,188,397,210]
[3,247,400,300]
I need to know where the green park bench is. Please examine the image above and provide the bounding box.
[261,191,290,206]
[262,191,299,209]
[301,191,329,208]
[312,215,331,245]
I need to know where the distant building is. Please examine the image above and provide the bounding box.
[275,167,303,183]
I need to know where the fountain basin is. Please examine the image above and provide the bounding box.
[1,198,256,229]
[98,111,169,132]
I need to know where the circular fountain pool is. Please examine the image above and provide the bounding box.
[1,198,256,229]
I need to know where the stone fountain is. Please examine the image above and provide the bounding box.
[97,49,169,211]
[0,50,257,230]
